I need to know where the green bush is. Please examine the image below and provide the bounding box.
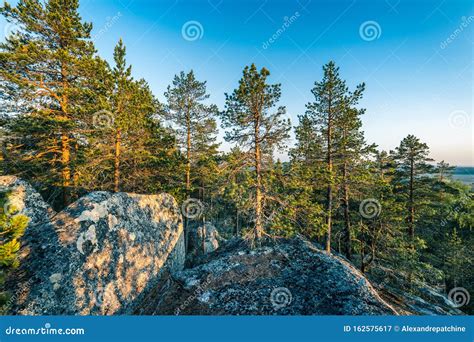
[0,191,29,311]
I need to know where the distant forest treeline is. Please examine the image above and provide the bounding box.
[0,0,472,313]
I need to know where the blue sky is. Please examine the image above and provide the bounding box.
[1,0,473,165]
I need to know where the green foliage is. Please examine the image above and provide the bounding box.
[0,1,180,203]
[0,191,28,309]
[164,70,219,198]
[220,64,291,238]
[0,0,472,314]
[220,64,290,151]
[0,0,104,205]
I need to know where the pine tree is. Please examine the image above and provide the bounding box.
[100,39,161,193]
[0,0,101,205]
[435,160,455,182]
[191,114,220,204]
[218,147,255,236]
[291,114,324,166]
[0,192,28,268]
[306,61,358,253]
[220,64,290,240]
[164,70,219,199]
[288,115,327,240]
[391,135,434,244]
[110,39,132,192]
[0,191,28,310]
[164,70,218,249]
[356,150,404,273]
[335,89,375,259]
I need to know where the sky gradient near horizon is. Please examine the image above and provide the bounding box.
[1,0,473,165]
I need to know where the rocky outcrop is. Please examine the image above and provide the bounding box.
[0,176,53,228]
[137,237,399,315]
[186,222,221,264]
[2,176,461,316]
[1,176,184,315]
[369,266,463,315]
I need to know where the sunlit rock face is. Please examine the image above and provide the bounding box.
[1,176,184,315]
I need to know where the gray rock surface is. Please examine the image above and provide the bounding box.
[1,176,184,315]
[187,221,221,263]
[137,237,399,315]
[370,268,463,315]
[2,176,460,316]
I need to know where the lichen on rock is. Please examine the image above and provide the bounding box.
[1,176,185,315]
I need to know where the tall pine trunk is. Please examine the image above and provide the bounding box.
[325,109,333,253]
[61,133,71,204]
[254,117,263,240]
[184,110,192,252]
[114,129,121,192]
[60,62,71,205]
[408,158,415,243]
[73,141,79,189]
[342,161,352,259]
[186,112,191,196]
